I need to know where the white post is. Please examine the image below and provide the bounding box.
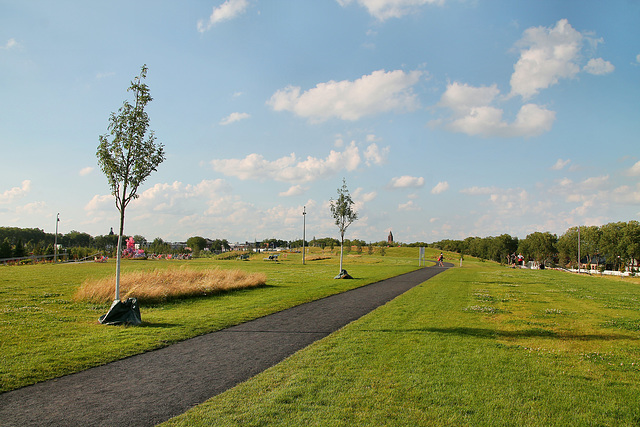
[54,213,59,264]
[577,226,581,274]
[302,206,306,265]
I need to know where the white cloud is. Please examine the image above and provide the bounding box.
[552,158,570,170]
[364,143,389,166]
[436,82,555,138]
[389,175,424,188]
[353,187,377,203]
[0,180,31,204]
[267,69,422,122]
[431,181,449,194]
[279,185,306,197]
[439,82,500,114]
[1,38,18,50]
[337,0,444,21]
[79,167,94,176]
[557,177,573,187]
[197,0,249,32]
[220,112,250,125]
[510,19,583,99]
[584,58,615,75]
[627,160,640,176]
[581,175,609,189]
[488,188,530,216]
[398,200,421,211]
[636,54,640,64]
[95,71,115,80]
[612,184,640,204]
[15,201,47,216]
[460,186,499,195]
[84,194,113,212]
[211,141,362,183]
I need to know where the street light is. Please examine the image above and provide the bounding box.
[577,225,581,274]
[54,213,59,264]
[302,206,306,265]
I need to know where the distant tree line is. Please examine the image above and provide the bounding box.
[428,221,640,271]
[0,227,225,260]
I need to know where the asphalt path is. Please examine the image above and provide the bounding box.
[0,262,451,426]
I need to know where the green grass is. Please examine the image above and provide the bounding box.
[0,247,430,392]
[163,259,640,426]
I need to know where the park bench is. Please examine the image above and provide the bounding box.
[263,254,279,261]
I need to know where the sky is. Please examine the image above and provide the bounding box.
[1,0,639,245]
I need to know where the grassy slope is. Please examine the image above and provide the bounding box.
[0,248,428,392]
[164,259,640,426]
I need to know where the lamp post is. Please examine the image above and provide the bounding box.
[302,206,306,265]
[577,225,581,274]
[54,213,59,264]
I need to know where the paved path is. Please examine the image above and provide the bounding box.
[0,263,451,426]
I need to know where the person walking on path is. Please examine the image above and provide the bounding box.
[438,252,444,267]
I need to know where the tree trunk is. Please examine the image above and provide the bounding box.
[115,207,126,302]
[115,234,122,301]
[339,233,344,272]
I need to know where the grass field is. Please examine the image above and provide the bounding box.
[164,259,640,426]
[0,247,426,392]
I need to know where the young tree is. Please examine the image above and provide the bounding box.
[330,178,358,273]
[97,65,165,301]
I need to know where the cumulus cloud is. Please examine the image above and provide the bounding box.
[211,141,363,183]
[460,186,499,195]
[84,194,113,212]
[0,180,31,204]
[220,112,250,125]
[627,160,640,176]
[584,58,615,75]
[364,143,389,166]
[431,181,449,194]
[197,0,248,32]
[1,38,18,50]
[510,19,583,99]
[435,82,555,137]
[279,185,306,197]
[337,0,444,21]
[398,200,421,211]
[581,175,609,188]
[389,175,424,188]
[267,69,422,122]
[353,187,377,203]
[509,19,613,99]
[551,158,570,170]
[79,167,94,176]
[439,82,500,114]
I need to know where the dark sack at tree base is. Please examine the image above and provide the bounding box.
[334,269,353,279]
[99,298,142,325]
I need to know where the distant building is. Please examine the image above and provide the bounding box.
[388,231,393,245]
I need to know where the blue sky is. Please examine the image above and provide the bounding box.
[1,0,639,244]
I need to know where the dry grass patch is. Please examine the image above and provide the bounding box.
[73,267,267,303]
[305,255,332,261]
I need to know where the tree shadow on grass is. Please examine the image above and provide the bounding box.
[137,283,276,306]
[358,326,635,341]
[138,322,177,328]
